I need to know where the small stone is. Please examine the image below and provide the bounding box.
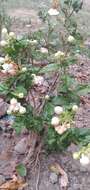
[14,138,28,154]
[49,172,58,184]
[0,175,5,185]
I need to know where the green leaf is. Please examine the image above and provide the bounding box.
[0,83,9,94]
[40,63,60,73]
[16,163,27,177]
[11,86,27,97]
[76,85,90,95]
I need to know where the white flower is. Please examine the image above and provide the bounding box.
[54,106,63,115]
[0,40,8,47]
[10,98,17,105]
[73,152,79,160]
[45,95,50,100]
[31,73,36,78]
[67,35,75,43]
[48,8,59,16]
[29,40,37,45]
[7,109,12,115]
[2,28,8,35]
[0,57,5,64]
[55,51,65,59]
[18,93,24,99]
[21,67,27,72]
[51,116,60,126]
[2,63,13,71]
[9,32,16,39]
[13,105,20,112]
[33,75,44,85]
[72,105,78,112]
[19,106,26,114]
[40,47,48,54]
[1,28,8,40]
[7,104,15,114]
[55,125,67,135]
[80,154,90,166]
[66,123,71,129]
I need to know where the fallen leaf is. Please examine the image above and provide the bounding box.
[0,175,27,190]
[49,162,68,189]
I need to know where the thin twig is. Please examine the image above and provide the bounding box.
[35,159,41,190]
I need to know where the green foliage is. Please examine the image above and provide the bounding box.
[46,127,90,152]
[13,106,44,134]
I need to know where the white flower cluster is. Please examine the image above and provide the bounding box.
[7,98,26,115]
[67,35,75,43]
[51,104,78,135]
[27,39,37,45]
[0,55,17,75]
[40,47,48,54]
[73,152,90,166]
[32,74,44,86]
[0,28,16,47]
[73,143,90,166]
[48,8,59,16]
[1,62,14,74]
[21,67,27,72]
[80,154,90,165]
[55,51,65,60]
[51,106,69,135]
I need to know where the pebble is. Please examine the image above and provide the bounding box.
[49,172,58,184]
[14,137,28,154]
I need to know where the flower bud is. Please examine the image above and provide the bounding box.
[72,105,78,112]
[2,28,8,35]
[18,93,24,99]
[66,123,71,129]
[0,40,8,47]
[21,67,27,72]
[45,95,50,100]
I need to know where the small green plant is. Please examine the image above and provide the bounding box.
[0,0,90,162]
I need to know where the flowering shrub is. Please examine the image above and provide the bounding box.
[0,0,90,162]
